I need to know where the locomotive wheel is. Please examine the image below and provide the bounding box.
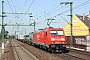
[48,48,53,53]
[39,45,42,49]
[44,47,48,52]
[46,47,48,52]
[62,48,66,53]
[38,45,40,48]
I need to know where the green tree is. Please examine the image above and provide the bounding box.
[0,30,9,39]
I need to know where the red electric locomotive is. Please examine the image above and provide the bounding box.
[33,27,66,52]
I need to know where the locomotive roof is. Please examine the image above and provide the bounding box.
[44,27,63,30]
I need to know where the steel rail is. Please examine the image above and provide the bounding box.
[14,40,39,60]
[54,53,85,60]
[11,40,22,60]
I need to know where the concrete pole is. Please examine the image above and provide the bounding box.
[70,2,73,47]
[1,0,5,54]
[60,2,73,47]
[34,20,36,32]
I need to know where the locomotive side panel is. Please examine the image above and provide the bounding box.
[33,32,45,45]
[44,28,51,47]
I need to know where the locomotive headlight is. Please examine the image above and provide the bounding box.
[51,38,55,41]
[61,38,65,41]
[52,42,54,44]
[62,42,64,44]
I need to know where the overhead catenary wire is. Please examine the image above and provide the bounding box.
[20,0,34,23]
[33,1,65,26]
[11,0,17,13]
[40,0,63,15]
[20,0,27,22]
[10,0,19,32]
[21,0,27,12]
[35,0,79,20]
[48,0,90,20]
[5,0,34,32]
[58,14,69,23]
[4,0,90,28]
[18,0,27,31]
[7,0,13,13]
[36,0,90,26]
[5,0,28,34]
[25,0,89,28]
[35,0,63,18]
[52,20,66,23]
[4,2,27,12]
[6,0,19,24]
[34,2,69,25]
[6,0,17,34]
[73,0,90,10]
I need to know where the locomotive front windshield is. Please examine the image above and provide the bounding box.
[50,30,64,36]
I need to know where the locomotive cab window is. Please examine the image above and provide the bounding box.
[57,30,64,35]
[50,30,64,36]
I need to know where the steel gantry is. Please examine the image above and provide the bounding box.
[0,0,34,54]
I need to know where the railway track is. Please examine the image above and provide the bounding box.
[55,53,85,60]
[66,49,90,60]
[53,48,90,60]
[11,39,39,60]
[16,39,90,60]
[17,40,64,60]
[70,49,90,56]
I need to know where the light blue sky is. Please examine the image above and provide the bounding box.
[0,0,90,35]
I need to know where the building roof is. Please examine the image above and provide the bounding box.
[76,14,90,28]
